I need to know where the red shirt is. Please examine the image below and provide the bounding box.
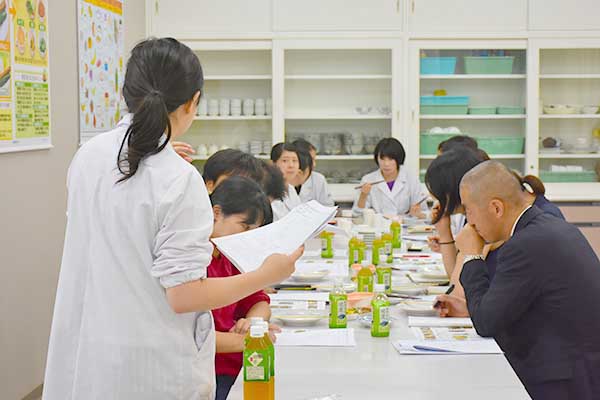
[208,254,270,377]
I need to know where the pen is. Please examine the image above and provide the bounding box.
[432,284,455,309]
[354,180,385,189]
[412,345,454,353]
[415,196,429,206]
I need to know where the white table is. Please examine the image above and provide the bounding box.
[228,312,530,399]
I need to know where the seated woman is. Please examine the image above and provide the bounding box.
[202,148,286,202]
[425,148,564,300]
[352,137,427,218]
[292,138,334,206]
[270,142,303,220]
[207,176,280,400]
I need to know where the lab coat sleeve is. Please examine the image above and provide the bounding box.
[316,174,334,207]
[152,171,214,289]
[410,175,429,212]
[352,177,370,216]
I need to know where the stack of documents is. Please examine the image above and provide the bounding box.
[408,316,473,328]
[213,201,337,272]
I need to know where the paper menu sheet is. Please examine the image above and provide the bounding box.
[412,327,484,341]
[392,339,503,355]
[408,316,473,328]
[275,328,356,347]
[212,201,337,273]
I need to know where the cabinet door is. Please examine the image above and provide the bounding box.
[150,0,271,37]
[273,0,403,31]
[408,0,527,33]
[529,0,600,31]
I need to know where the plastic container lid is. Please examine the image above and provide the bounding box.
[373,284,386,293]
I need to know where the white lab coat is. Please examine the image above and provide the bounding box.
[352,168,427,216]
[299,171,334,207]
[271,183,302,220]
[43,115,216,400]
[451,213,467,236]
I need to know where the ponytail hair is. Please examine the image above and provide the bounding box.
[117,38,203,182]
[511,171,546,195]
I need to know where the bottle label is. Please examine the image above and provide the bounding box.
[244,349,269,382]
[357,275,373,292]
[373,305,391,334]
[385,243,392,256]
[321,238,327,251]
[378,247,385,260]
[337,300,347,322]
[354,249,360,262]
[384,273,391,291]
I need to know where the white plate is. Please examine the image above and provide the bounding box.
[291,270,329,282]
[421,268,448,280]
[407,225,435,234]
[408,273,449,284]
[390,285,427,296]
[313,281,356,292]
[275,315,326,327]
[397,300,437,316]
[357,314,394,328]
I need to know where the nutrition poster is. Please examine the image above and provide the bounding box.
[0,0,52,153]
[77,0,124,143]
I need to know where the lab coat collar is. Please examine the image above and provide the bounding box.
[375,168,407,201]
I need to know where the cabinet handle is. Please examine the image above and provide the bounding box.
[396,0,400,13]
[155,0,159,15]
[411,109,415,122]
[411,0,415,14]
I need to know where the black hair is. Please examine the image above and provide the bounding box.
[296,148,313,174]
[292,138,317,154]
[202,149,264,184]
[425,148,483,224]
[209,176,273,226]
[270,142,298,162]
[438,135,479,153]
[117,37,203,182]
[261,162,286,201]
[374,137,406,169]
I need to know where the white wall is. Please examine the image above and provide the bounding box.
[0,1,146,398]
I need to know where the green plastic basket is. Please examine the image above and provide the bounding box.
[420,133,454,155]
[464,56,515,74]
[420,105,468,115]
[469,106,497,115]
[539,171,597,183]
[497,106,525,114]
[477,136,524,154]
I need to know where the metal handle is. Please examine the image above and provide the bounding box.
[396,0,400,13]
[155,0,159,15]
[411,0,416,14]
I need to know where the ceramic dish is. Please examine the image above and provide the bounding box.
[397,300,437,316]
[274,315,326,327]
[357,313,394,328]
[290,270,329,283]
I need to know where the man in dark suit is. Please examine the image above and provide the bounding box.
[442,160,600,399]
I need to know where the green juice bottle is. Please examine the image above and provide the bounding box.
[357,260,374,292]
[376,264,392,295]
[381,232,394,264]
[372,235,385,266]
[329,278,348,329]
[320,231,334,259]
[371,284,391,337]
[390,218,402,249]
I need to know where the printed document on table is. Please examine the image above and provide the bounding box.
[276,328,356,347]
[212,201,337,272]
[393,339,502,355]
[408,316,473,328]
[412,327,484,341]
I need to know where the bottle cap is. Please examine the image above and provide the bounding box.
[250,325,264,338]
[373,284,386,293]
[361,259,371,267]
[250,317,264,325]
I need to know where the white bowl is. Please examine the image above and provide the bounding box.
[355,106,372,115]
[543,104,579,114]
[582,106,599,115]
[290,270,330,283]
[397,300,437,316]
[275,315,326,327]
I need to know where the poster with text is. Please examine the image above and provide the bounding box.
[0,0,52,153]
[77,0,124,143]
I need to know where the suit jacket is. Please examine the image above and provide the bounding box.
[461,206,600,399]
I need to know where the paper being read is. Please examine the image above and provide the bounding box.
[212,200,337,273]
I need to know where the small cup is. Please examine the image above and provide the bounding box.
[255,98,266,116]
[219,99,230,116]
[243,99,255,116]
[266,98,272,115]
[197,98,208,116]
[208,99,219,116]
[362,209,376,227]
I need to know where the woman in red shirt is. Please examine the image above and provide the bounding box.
[208,175,280,399]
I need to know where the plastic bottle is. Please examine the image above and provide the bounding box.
[329,278,348,329]
[372,234,385,266]
[320,231,334,259]
[376,264,393,295]
[260,321,275,400]
[357,260,374,292]
[390,218,402,249]
[381,232,393,264]
[244,325,270,399]
[371,284,391,337]
[356,234,366,263]
[348,235,360,266]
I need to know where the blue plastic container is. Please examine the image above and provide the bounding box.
[420,57,457,75]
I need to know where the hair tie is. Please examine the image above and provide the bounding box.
[149,89,162,98]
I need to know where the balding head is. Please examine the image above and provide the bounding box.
[459,161,529,242]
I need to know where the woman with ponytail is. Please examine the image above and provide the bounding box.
[43,38,301,400]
